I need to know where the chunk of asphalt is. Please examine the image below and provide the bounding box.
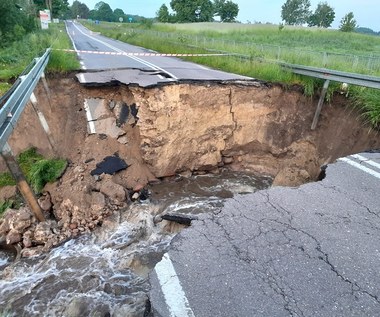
[159,214,198,226]
[90,156,129,176]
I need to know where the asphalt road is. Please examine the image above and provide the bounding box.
[149,152,380,317]
[65,21,251,87]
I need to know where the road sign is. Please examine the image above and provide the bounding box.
[128,17,133,23]
[119,17,123,22]
[39,10,50,29]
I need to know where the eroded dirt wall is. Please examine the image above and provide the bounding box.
[3,76,380,188]
[132,82,380,185]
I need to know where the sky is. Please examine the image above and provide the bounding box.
[70,0,380,32]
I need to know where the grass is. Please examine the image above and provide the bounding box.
[0,22,79,95]
[0,147,67,216]
[18,148,67,193]
[82,21,380,128]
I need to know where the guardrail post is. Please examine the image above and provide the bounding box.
[311,79,330,130]
[1,143,45,222]
[29,93,57,155]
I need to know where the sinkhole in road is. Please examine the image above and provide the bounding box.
[1,75,379,316]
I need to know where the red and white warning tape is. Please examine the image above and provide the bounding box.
[54,48,229,57]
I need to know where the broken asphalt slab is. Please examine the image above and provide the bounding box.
[149,153,380,317]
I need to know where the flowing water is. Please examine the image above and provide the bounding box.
[0,171,271,317]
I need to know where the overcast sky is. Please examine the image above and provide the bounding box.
[70,0,379,31]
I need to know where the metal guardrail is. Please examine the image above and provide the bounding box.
[280,63,380,129]
[0,48,51,150]
[282,63,380,89]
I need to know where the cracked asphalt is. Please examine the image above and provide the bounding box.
[149,152,380,317]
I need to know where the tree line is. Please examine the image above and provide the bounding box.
[157,0,239,23]
[281,0,358,32]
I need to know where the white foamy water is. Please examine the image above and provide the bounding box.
[0,171,271,316]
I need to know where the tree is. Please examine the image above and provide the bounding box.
[281,0,311,25]
[308,2,335,28]
[71,1,90,19]
[339,12,357,32]
[0,0,36,46]
[214,0,239,22]
[170,0,214,22]
[93,1,114,21]
[114,8,126,22]
[157,4,170,22]
[51,0,69,18]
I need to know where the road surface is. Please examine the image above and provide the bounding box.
[150,152,380,317]
[65,21,252,87]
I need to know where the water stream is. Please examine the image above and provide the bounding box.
[0,171,271,316]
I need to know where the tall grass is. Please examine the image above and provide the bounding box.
[18,148,67,193]
[0,22,79,95]
[351,87,380,129]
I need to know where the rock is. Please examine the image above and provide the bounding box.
[6,230,22,244]
[33,222,52,244]
[0,219,10,236]
[69,223,78,230]
[273,167,311,187]
[100,177,126,203]
[23,231,33,248]
[64,297,90,317]
[91,192,106,213]
[9,207,33,232]
[73,165,86,174]
[117,136,128,145]
[55,199,74,222]
[0,185,17,201]
[38,192,52,212]
[223,157,234,164]
[131,192,140,201]
[21,246,44,257]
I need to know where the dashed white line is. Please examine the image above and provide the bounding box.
[351,154,380,171]
[154,253,195,317]
[339,157,380,180]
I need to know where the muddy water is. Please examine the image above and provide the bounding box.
[0,171,271,317]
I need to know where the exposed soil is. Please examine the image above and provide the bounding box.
[0,74,379,256]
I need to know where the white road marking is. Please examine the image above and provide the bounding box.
[30,93,50,134]
[83,100,96,134]
[78,73,86,83]
[339,157,380,180]
[30,92,38,104]
[154,253,195,317]
[351,154,380,171]
[65,22,79,52]
[70,22,178,80]
[65,21,86,70]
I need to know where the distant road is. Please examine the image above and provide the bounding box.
[65,21,251,86]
